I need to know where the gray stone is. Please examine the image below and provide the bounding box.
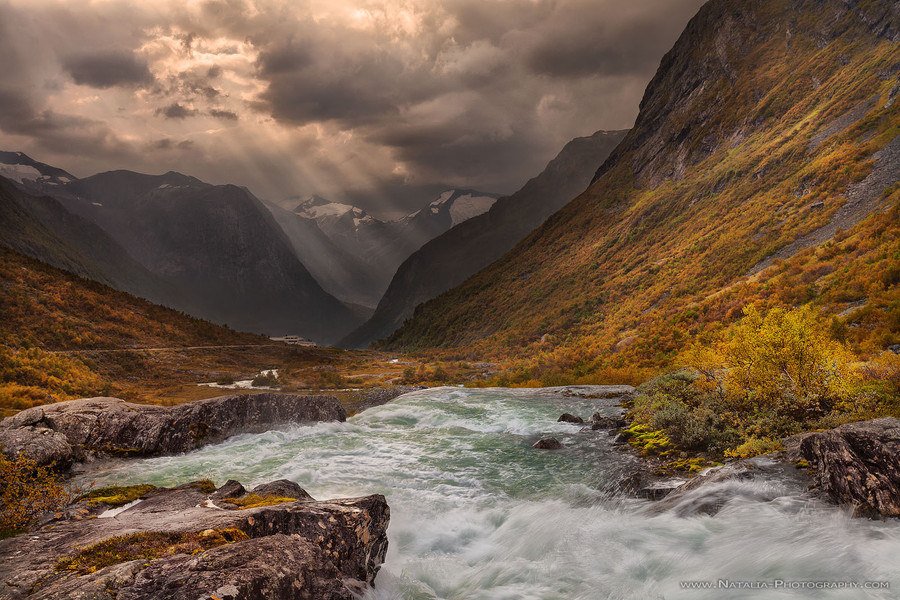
[533,437,563,450]
[557,413,584,424]
[0,393,346,468]
[252,480,314,501]
[211,480,247,501]
[0,480,389,600]
[590,412,627,429]
[799,418,900,517]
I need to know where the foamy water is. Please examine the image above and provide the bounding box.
[81,387,900,599]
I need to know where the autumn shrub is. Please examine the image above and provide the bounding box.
[631,305,866,458]
[630,371,740,454]
[0,453,72,535]
[250,370,280,387]
[0,347,108,414]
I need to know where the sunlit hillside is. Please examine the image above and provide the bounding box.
[385,0,899,385]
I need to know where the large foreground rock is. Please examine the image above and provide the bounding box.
[799,418,900,517]
[0,393,346,467]
[642,418,900,519]
[0,480,389,599]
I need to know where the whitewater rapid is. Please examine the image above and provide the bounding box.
[81,387,900,599]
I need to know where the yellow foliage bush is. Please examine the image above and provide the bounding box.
[0,453,72,535]
[633,304,877,458]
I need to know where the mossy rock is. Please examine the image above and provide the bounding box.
[80,484,157,507]
[55,528,248,574]
[220,494,298,509]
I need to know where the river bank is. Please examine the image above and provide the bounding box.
[60,387,900,599]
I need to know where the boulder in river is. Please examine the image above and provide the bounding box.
[557,413,584,424]
[799,417,900,517]
[0,393,347,468]
[0,479,389,600]
[533,437,563,450]
[590,412,627,430]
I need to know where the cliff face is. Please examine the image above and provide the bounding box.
[385,0,899,367]
[340,130,627,348]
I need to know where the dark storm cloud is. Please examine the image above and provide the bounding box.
[209,108,239,120]
[150,138,196,151]
[156,102,198,119]
[0,86,136,160]
[61,50,154,88]
[0,0,709,214]
[243,0,708,203]
[522,1,708,78]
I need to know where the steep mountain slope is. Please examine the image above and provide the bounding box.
[264,201,384,309]
[56,171,359,342]
[0,177,177,306]
[341,130,628,348]
[0,151,75,188]
[283,189,498,306]
[0,246,265,414]
[0,247,261,352]
[385,0,899,376]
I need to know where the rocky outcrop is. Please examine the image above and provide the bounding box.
[589,411,627,430]
[343,385,424,414]
[799,418,900,517]
[638,418,900,519]
[0,393,346,468]
[0,479,389,599]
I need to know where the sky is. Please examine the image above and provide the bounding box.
[0,0,707,217]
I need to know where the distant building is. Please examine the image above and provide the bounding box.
[270,335,317,347]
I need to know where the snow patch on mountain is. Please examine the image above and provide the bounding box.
[0,163,42,183]
[447,193,497,226]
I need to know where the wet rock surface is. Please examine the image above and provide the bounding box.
[0,393,347,468]
[798,418,900,517]
[634,419,900,519]
[557,413,584,424]
[533,437,563,450]
[344,385,425,414]
[646,460,806,517]
[0,480,389,600]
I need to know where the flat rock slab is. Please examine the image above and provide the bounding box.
[0,393,346,467]
[0,480,389,600]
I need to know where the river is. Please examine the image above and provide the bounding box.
[80,387,900,599]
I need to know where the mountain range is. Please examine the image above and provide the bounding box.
[382,0,899,376]
[0,152,500,342]
[268,189,499,308]
[0,158,357,342]
[2,0,894,363]
[341,129,628,348]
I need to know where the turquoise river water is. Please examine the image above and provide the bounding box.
[81,387,900,600]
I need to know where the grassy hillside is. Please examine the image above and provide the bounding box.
[0,247,266,413]
[386,0,899,384]
[341,130,628,348]
[0,249,486,417]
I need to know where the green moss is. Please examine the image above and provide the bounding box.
[220,494,297,509]
[655,457,717,475]
[56,528,248,574]
[80,484,156,507]
[725,437,784,458]
[621,423,674,456]
[189,480,217,494]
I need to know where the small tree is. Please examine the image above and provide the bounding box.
[684,305,858,438]
[723,305,856,424]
